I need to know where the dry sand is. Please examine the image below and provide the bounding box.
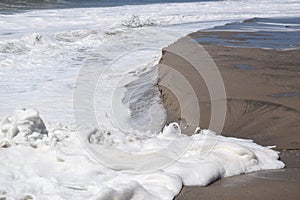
[158,18,300,199]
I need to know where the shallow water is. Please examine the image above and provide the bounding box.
[270,92,300,97]
[235,64,256,70]
[195,17,300,49]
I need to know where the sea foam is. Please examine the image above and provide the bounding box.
[0,108,284,199]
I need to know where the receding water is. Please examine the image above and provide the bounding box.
[194,17,300,50]
[235,64,256,70]
[270,92,300,97]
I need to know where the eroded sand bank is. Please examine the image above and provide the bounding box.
[158,18,300,199]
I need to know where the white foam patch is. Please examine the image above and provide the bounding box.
[0,109,284,199]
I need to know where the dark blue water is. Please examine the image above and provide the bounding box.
[0,0,218,13]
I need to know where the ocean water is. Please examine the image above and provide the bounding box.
[0,0,299,199]
[0,0,218,11]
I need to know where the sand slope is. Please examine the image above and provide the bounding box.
[158,18,300,199]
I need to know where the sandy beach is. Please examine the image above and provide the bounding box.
[158,18,300,199]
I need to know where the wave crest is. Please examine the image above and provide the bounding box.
[122,15,156,28]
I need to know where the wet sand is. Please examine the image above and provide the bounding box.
[158,18,300,199]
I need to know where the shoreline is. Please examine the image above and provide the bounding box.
[158,17,300,199]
